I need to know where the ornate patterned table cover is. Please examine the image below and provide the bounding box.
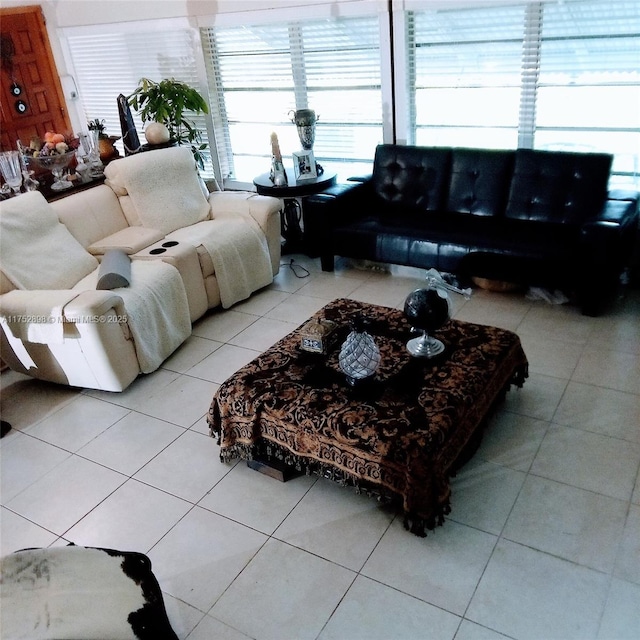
[208,298,528,535]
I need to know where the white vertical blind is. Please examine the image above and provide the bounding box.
[200,13,384,185]
[64,26,213,177]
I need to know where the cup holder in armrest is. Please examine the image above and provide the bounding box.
[149,248,167,255]
[162,241,179,248]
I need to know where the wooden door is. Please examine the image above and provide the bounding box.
[0,5,71,151]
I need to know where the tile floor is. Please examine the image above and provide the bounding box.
[1,255,639,640]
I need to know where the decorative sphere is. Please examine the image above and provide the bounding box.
[404,288,450,333]
[144,122,170,145]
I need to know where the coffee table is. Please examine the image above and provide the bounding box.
[207,298,528,536]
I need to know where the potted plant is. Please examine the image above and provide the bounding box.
[127,77,209,169]
[87,118,120,162]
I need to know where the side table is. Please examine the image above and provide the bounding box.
[253,169,336,254]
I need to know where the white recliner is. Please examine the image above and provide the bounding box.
[0,147,282,391]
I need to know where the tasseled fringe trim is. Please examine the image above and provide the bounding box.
[217,438,455,536]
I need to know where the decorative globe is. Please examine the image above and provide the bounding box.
[404,287,450,333]
[403,287,450,358]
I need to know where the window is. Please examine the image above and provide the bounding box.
[201,12,385,187]
[63,21,214,178]
[405,0,640,187]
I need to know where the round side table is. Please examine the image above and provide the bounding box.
[254,169,336,254]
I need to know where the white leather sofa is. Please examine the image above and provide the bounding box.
[0,147,282,392]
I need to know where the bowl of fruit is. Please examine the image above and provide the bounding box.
[22,132,80,191]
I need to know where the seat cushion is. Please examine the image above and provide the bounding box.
[0,191,98,290]
[0,545,178,640]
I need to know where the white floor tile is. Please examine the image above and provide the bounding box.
[0,432,70,503]
[131,375,218,428]
[6,455,126,535]
[274,477,395,570]
[161,335,222,374]
[265,293,329,324]
[531,424,640,501]
[597,578,640,640]
[148,506,267,612]
[64,478,191,553]
[162,595,207,640]
[614,504,640,586]
[23,395,130,452]
[191,309,257,342]
[186,614,252,640]
[502,475,628,573]
[454,620,514,640]
[517,303,596,345]
[210,539,355,640]
[0,507,58,555]
[135,430,234,503]
[553,382,640,443]
[476,411,549,472]
[228,316,298,351]
[518,334,583,379]
[231,288,290,316]
[0,378,79,431]
[362,519,497,616]
[77,412,183,476]
[575,346,640,395]
[501,372,568,422]
[84,368,179,408]
[187,343,260,384]
[453,293,530,331]
[297,272,362,300]
[466,539,609,640]
[449,459,526,535]
[319,575,461,640]
[199,461,316,534]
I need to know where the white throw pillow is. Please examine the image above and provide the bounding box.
[0,191,98,290]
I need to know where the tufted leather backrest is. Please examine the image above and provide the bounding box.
[372,144,451,211]
[447,149,515,217]
[506,149,612,224]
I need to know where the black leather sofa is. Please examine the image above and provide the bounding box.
[304,144,639,315]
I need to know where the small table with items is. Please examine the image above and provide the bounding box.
[208,298,528,536]
[253,169,336,253]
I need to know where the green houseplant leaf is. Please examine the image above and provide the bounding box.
[127,77,209,169]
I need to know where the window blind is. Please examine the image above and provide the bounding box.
[407,0,639,187]
[65,26,213,178]
[409,4,526,149]
[201,14,383,185]
[535,0,640,185]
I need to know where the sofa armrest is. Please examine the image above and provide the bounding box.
[63,290,126,321]
[577,194,639,287]
[0,289,125,345]
[304,182,373,264]
[208,191,281,227]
